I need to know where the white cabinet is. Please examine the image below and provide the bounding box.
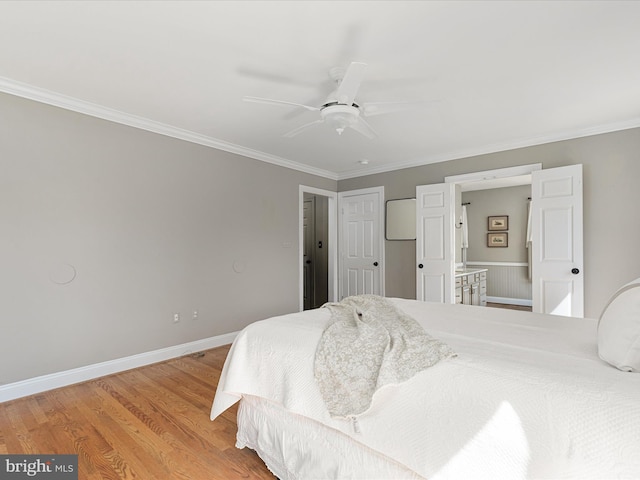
[455,269,487,306]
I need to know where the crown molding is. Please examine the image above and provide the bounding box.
[335,116,640,180]
[2,76,639,183]
[0,76,339,181]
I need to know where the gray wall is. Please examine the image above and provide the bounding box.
[462,185,531,263]
[339,127,640,318]
[0,93,336,384]
[4,87,640,385]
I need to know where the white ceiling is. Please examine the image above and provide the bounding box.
[1,1,639,180]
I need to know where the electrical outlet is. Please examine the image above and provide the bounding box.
[192,310,198,320]
[173,313,180,323]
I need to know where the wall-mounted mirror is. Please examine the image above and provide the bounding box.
[386,198,416,240]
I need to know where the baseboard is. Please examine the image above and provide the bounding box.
[0,331,239,403]
[487,296,533,307]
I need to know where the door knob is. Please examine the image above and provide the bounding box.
[373,262,379,267]
[571,268,580,274]
[418,263,424,269]
[306,260,311,265]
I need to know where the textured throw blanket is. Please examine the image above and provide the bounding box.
[314,295,456,420]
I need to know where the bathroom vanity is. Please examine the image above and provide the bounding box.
[455,268,487,306]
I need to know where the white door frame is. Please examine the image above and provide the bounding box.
[338,186,385,299]
[443,163,583,315]
[299,185,338,311]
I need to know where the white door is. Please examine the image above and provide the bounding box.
[338,187,384,299]
[416,183,456,303]
[531,164,584,316]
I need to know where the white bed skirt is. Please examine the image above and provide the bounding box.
[236,394,425,480]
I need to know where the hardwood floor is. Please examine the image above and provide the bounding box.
[487,302,532,312]
[0,345,275,479]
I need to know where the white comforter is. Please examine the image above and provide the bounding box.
[211,299,640,479]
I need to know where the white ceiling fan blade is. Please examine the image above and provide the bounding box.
[236,66,318,88]
[283,119,324,138]
[336,62,367,105]
[349,116,378,139]
[362,100,433,117]
[243,96,320,112]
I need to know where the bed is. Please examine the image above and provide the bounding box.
[210,289,640,479]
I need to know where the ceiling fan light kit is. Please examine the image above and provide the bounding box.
[244,61,419,139]
[321,104,360,135]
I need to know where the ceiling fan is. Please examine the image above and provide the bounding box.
[243,62,420,139]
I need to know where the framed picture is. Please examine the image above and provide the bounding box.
[488,215,509,231]
[487,232,508,247]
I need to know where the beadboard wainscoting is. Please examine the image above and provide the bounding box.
[466,262,532,306]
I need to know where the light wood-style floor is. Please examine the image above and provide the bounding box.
[0,345,275,479]
[487,302,532,311]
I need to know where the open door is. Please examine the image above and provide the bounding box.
[416,183,456,303]
[299,186,338,311]
[303,196,315,310]
[531,164,584,317]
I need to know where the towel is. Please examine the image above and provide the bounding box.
[526,200,533,280]
[461,205,469,249]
